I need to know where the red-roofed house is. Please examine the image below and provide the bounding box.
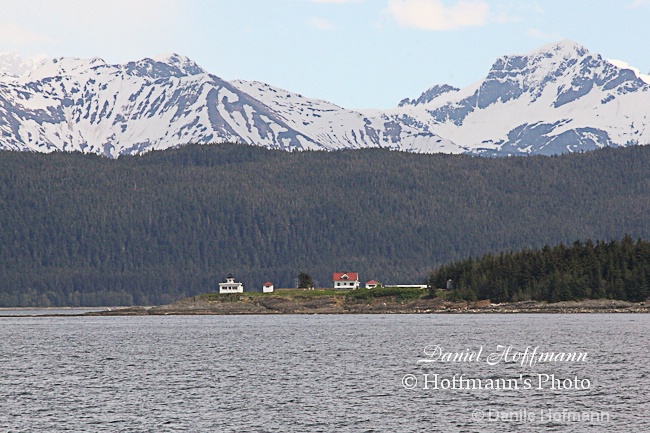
[262,282,274,293]
[333,272,360,289]
[365,280,381,289]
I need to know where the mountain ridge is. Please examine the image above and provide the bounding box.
[1,40,649,157]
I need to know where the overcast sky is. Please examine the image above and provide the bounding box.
[1,0,649,108]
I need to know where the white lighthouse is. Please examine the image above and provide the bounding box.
[219,274,244,294]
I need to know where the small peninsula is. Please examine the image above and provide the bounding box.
[84,290,650,316]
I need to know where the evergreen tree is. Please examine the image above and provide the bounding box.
[298,273,314,289]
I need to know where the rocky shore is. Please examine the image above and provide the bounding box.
[83,295,650,316]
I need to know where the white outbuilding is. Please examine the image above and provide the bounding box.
[365,280,381,289]
[262,282,274,293]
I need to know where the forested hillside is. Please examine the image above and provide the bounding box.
[0,143,648,306]
[428,237,650,303]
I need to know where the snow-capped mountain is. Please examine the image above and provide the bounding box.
[388,40,650,156]
[0,51,455,157]
[0,40,648,157]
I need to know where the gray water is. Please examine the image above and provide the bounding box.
[0,308,108,316]
[0,314,648,432]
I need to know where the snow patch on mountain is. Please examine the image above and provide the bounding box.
[607,59,650,84]
[152,53,207,76]
[0,52,48,79]
[398,84,460,107]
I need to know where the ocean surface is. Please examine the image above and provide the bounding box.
[0,314,648,432]
[0,308,108,316]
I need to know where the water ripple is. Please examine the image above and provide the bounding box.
[0,314,647,432]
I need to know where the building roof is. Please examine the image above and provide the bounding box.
[366,280,380,285]
[263,282,273,286]
[333,272,359,281]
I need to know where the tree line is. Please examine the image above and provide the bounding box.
[0,142,648,306]
[429,236,650,303]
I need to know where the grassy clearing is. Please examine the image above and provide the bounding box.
[250,289,347,298]
[284,289,346,298]
[197,287,427,303]
[198,289,347,302]
[346,287,426,301]
[198,293,242,302]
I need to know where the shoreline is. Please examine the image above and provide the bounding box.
[86,297,650,316]
[2,297,648,317]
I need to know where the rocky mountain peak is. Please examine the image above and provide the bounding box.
[152,53,207,76]
[398,84,460,107]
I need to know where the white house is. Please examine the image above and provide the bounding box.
[365,280,381,289]
[262,282,274,293]
[219,274,244,294]
[333,272,360,289]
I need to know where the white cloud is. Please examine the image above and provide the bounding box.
[0,23,50,45]
[387,0,490,31]
[527,28,562,41]
[309,17,335,30]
